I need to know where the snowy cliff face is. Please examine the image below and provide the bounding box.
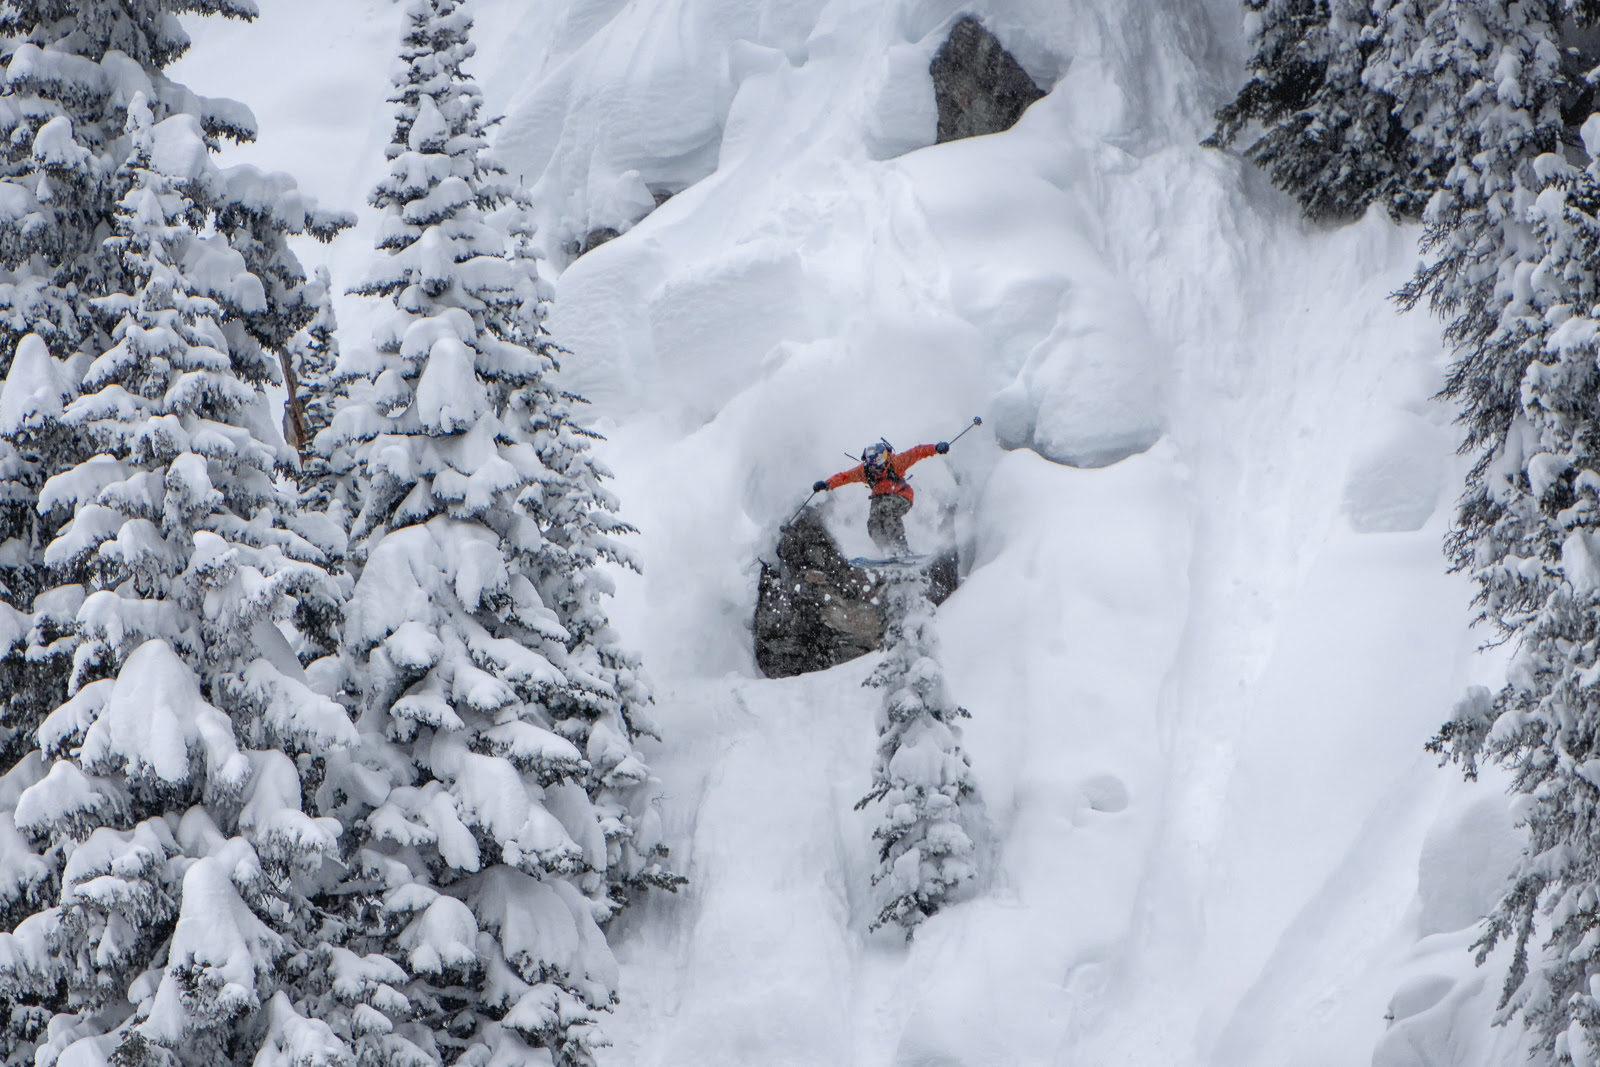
[179,0,1529,1063]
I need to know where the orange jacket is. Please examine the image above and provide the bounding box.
[826,443,939,503]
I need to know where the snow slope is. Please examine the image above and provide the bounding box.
[176,0,1530,1062]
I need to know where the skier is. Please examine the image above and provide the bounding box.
[813,439,950,556]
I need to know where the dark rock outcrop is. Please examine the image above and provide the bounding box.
[566,226,620,258]
[754,510,959,679]
[930,16,1045,143]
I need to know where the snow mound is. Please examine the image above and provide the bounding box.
[1343,409,1450,533]
[986,278,1167,468]
[1415,793,1520,938]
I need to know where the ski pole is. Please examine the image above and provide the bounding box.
[784,490,819,529]
[947,415,982,447]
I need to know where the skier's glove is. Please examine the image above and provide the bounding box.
[813,480,828,493]
[935,441,949,454]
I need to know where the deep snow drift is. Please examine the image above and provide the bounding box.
[177,0,1529,1062]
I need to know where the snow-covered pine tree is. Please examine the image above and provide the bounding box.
[1314,1,1600,1060]
[0,0,352,679]
[0,0,223,752]
[0,336,74,776]
[316,3,671,1064]
[520,375,682,915]
[500,254,677,911]
[0,92,363,1067]
[216,171,349,457]
[0,7,347,1060]
[1207,0,1447,221]
[1425,111,1600,1067]
[0,0,267,588]
[0,6,256,1062]
[212,165,353,666]
[271,263,350,664]
[0,336,72,962]
[0,341,68,1067]
[1378,0,1570,389]
[855,571,977,937]
[288,267,345,498]
[1217,0,1600,1055]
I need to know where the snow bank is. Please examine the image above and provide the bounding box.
[174,0,1521,1062]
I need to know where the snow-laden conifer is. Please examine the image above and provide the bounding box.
[0,8,201,1057]
[0,336,74,774]
[1269,1,1600,1059]
[316,3,672,1064]
[0,0,201,677]
[273,265,349,663]
[219,170,349,457]
[288,267,344,498]
[518,357,680,912]
[1217,0,1600,1055]
[0,0,351,673]
[0,339,73,1047]
[1207,0,1446,221]
[282,267,351,665]
[0,0,269,370]
[0,8,348,1061]
[1425,110,1600,1062]
[0,93,360,1067]
[498,114,680,925]
[856,572,977,937]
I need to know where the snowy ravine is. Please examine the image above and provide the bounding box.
[178,0,1529,1063]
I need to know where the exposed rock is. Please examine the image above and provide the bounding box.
[754,510,959,679]
[930,16,1044,144]
[566,191,677,260]
[755,512,880,678]
[922,549,959,605]
[567,227,621,258]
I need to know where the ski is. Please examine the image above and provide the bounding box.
[850,554,935,568]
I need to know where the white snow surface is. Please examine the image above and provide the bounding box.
[174,0,1528,1063]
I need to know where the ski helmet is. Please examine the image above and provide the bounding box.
[862,441,892,467]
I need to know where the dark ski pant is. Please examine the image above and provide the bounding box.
[868,493,912,554]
